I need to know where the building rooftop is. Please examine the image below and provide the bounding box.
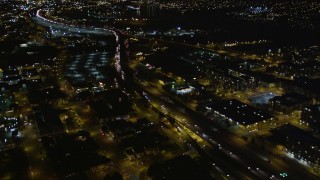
[270,92,311,107]
[268,124,320,146]
[207,99,273,126]
[250,92,278,105]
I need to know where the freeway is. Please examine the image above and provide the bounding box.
[137,78,320,180]
[34,9,113,36]
[138,83,271,179]
[33,8,320,180]
[34,8,125,90]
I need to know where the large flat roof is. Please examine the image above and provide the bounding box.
[270,93,310,107]
[268,124,320,146]
[208,99,273,126]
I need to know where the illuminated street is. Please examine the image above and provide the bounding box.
[1,0,320,179]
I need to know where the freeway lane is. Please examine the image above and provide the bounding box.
[139,83,272,179]
[126,76,268,179]
[138,78,320,179]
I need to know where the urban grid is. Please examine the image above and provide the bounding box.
[0,0,320,179]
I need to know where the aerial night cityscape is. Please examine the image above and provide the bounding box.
[1,0,320,179]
